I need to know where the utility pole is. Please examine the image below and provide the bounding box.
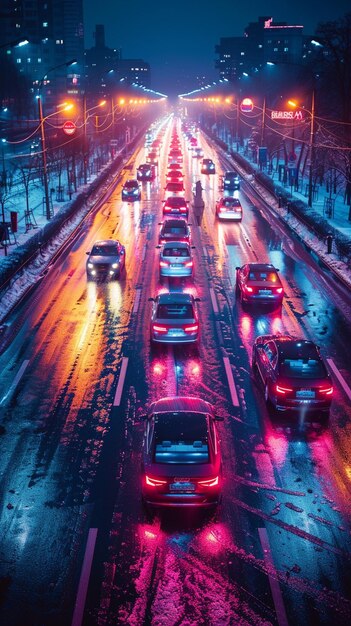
[38,95,51,220]
[308,90,315,208]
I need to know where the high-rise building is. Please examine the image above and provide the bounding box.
[0,0,84,106]
[215,16,306,82]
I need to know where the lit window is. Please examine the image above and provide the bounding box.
[258,44,262,48]
[43,22,48,27]
[16,58,22,63]
[284,47,288,52]
[38,58,42,63]
[27,58,31,63]
[240,52,245,56]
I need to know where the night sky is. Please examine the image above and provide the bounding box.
[83,0,350,94]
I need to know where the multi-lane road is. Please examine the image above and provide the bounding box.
[0,116,351,626]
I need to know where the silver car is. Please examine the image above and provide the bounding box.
[158,241,194,278]
[86,240,126,280]
[149,292,200,344]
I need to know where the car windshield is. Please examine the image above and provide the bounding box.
[153,412,209,464]
[125,181,137,188]
[279,343,327,378]
[249,270,278,282]
[163,247,189,257]
[156,303,194,319]
[91,245,118,256]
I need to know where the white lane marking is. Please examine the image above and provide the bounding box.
[0,359,30,406]
[113,357,129,406]
[71,527,98,626]
[326,358,351,401]
[209,287,219,314]
[223,356,240,407]
[132,289,141,314]
[258,528,289,626]
[142,244,147,261]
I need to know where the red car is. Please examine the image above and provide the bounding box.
[236,263,284,307]
[163,196,189,218]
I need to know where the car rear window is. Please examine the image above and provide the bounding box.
[163,247,189,257]
[156,303,194,319]
[163,225,187,235]
[249,271,278,282]
[154,412,209,464]
[280,359,327,379]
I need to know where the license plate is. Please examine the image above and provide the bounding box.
[170,482,195,492]
[171,263,181,267]
[296,389,315,399]
[168,329,184,336]
[259,289,272,295]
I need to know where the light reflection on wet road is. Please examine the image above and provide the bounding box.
[0,119,350,626]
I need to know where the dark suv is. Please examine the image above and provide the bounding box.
[252,334,333,420]
[122,179,141,201]
[223,171,240,190]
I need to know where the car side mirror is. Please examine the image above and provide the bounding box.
[156,245,161,249]
[86,251,90,255]
[215,415,224,422]
[191,246,196,249]
[235,266,240,270]
[195,297,201,302]
[158,222,163,225]
[148,297,155,302]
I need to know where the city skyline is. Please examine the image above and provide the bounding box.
[83,0,350,93]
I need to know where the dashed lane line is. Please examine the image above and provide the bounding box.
[71,527,98,626]
[113,357,129,406]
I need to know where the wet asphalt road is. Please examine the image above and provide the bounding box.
[0,120,351,626]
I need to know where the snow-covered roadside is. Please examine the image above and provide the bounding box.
[246,174,351,291]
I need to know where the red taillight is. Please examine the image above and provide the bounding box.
[244,285,253,293]
[145,475,167,487]
[184,260,193,267]
[276,384,293,394]
[198,476,219,487]
[160,260,170,267]
[180,207,187,213]
[184,324,198,333]
[152,324,168,333]
[319,386,333,395]
[276,287,283,294]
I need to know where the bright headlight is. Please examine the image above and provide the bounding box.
[87,262,94,269]
[112,262,119,269]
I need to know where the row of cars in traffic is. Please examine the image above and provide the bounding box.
[87,119,334,512]
[143,123,223,509]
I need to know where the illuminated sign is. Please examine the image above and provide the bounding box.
[271,110,304,121]
[62,120,76,136]
[240,98,254,112]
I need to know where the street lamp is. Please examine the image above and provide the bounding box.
[38,100,73,220]
[37,59,77,220]
[82,99,106,183]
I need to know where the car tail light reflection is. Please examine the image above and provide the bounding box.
[184,261,193,267]
[276,384,293,394]
[276,287,283,294]
[145,475,167,487]
[152,324,168,333]
[319,386,333,395]
[159,260,170,267]
[198,476,219,487]
[184,324,198,333]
